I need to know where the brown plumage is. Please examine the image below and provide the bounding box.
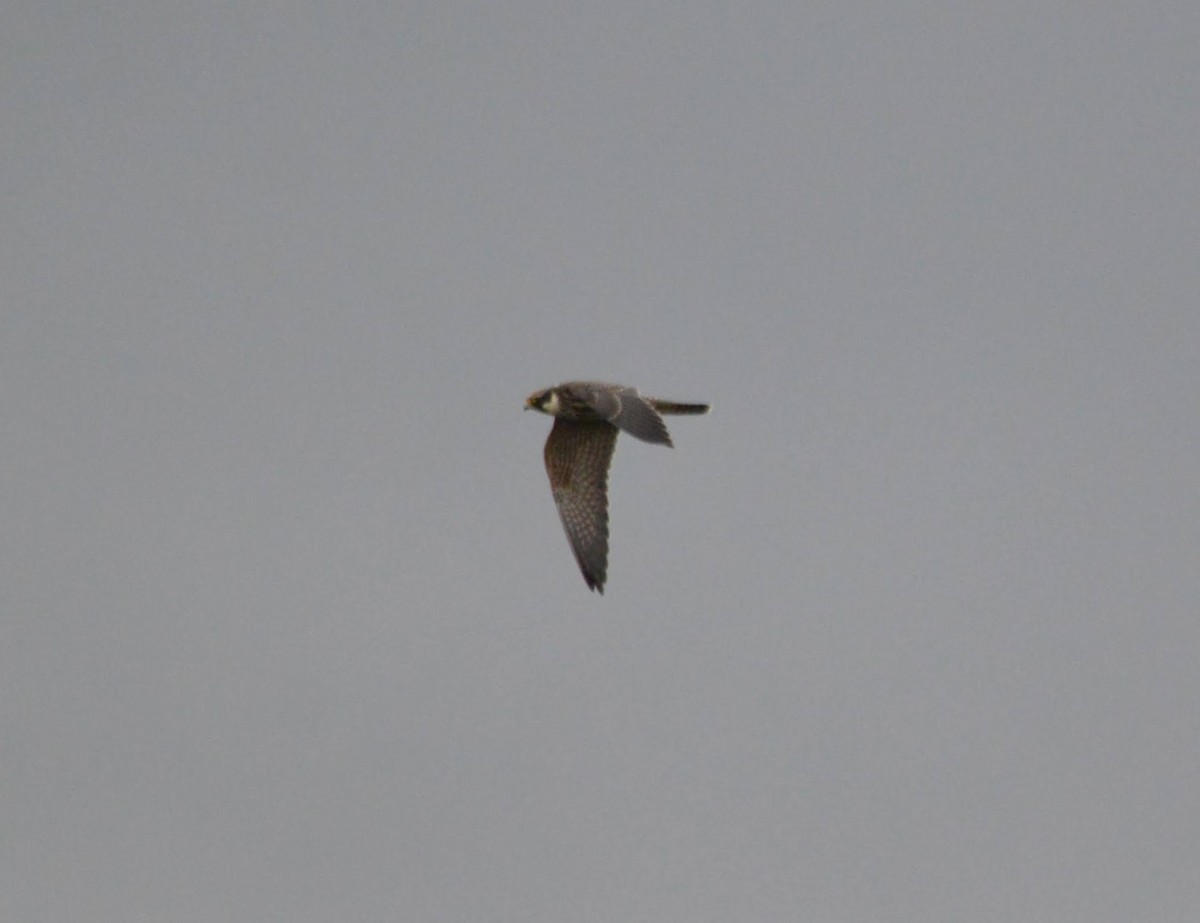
[525,381,709,593]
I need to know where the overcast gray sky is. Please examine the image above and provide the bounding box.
[3,3,1198,920]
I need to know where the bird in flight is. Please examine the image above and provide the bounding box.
[525,381,709,593]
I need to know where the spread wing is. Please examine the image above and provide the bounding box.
[544,418,619,593]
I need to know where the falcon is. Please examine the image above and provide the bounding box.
[524,381,710,593]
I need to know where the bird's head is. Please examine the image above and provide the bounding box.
[524,387,560,415]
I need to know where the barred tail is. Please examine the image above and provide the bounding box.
[648,399,710,415]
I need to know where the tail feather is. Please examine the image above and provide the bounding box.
[648,399,710,415]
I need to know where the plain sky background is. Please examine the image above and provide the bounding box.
[3,3,1198,920]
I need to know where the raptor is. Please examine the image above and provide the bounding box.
[525,381,709,593]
